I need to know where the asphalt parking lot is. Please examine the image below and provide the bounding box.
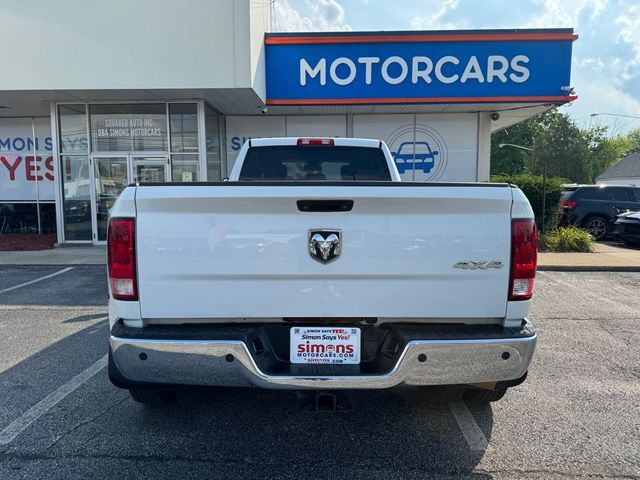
[0,266,638,479]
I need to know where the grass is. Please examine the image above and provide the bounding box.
[539,226,595,253]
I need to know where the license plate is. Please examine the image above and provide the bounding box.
[290,327,360,365]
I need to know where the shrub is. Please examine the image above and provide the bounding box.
[491,173,565,232]
[539,227,595,253]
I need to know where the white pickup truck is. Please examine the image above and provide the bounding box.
[108,137,538,408]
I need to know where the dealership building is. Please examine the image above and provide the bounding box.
[0,0,576,245]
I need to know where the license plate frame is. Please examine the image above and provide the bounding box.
[290,327,361,365]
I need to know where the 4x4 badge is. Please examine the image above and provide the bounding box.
[453,260,503,270]
[308,230,342,264]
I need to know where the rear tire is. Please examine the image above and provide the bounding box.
[129,388,173,406]
[464,388,507,403]
[583,216,609,240]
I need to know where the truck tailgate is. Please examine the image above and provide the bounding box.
[134,184,513,320]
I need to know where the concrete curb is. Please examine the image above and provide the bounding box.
[537,265,640,272]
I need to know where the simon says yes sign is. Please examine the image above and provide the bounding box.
[265,30,577,105]
[0,118,55,201]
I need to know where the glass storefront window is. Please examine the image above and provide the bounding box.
[169,104,198,153]
[61,155,92,241]
[58,105,88,153]
[205,105,222,181]
[0,203,56,234]
[56,101,217,242]
[90,104,167,152]
[171,154,199,182]
[94,156,129,241]
[132,156,167,183]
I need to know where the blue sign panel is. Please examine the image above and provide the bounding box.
[265,31,576,105]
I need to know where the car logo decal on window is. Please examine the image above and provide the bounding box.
[308,230,342,264]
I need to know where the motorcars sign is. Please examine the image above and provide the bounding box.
[265,29,577,105]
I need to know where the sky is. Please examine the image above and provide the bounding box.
[271,0,640,135]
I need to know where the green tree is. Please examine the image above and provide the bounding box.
[526,111,592,183]
[586,128,635,181]
[490,115,543,176]
[624,128,640,155]
[491,110,638,184]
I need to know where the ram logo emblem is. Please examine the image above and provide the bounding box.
[309,230,342,264]
[453,260,504,270]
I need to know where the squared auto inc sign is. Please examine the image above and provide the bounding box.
[265,30,576,105]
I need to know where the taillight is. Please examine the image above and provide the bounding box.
[107,218,137,301]
[297,138,334,146]
[509,219,537,301]
[560,201,577,208]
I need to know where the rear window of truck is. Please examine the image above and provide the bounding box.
[238,146,392,181]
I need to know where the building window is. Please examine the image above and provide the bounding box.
[171,154,199,182]
[90,104,167,152]
[0,203,56,234]
[59,105,88,153]
[205,104,222,181]
[169,104,199,153]
[55,101,216,241]
[169,103,199,182]
[1,116,55,236]
[61,155,92,241]
[59,105,91,240]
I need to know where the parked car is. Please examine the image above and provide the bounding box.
[559,185,640,240]
[392,141,439,174]
[108,137,538,408]
[614,211,640,247]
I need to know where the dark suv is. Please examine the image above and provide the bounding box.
[559,185,640,240]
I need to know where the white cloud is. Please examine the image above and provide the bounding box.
[560,68,640,133]
[519,0,590,28]
[273,0,351,32]
[614,3,640,83]
[488,0,640,134]
[445,0,640,132]
[273,0,312,31]
[575,57,605,71]
[410,0,465,30]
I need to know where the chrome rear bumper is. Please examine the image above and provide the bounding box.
[110,322,536,390]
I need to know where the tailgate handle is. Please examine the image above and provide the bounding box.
[297,199,354,212]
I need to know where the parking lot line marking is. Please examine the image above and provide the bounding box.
[0,354,107,445]
[0,267,74,295]
[449,401,488,451]
[88,320,109,334]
